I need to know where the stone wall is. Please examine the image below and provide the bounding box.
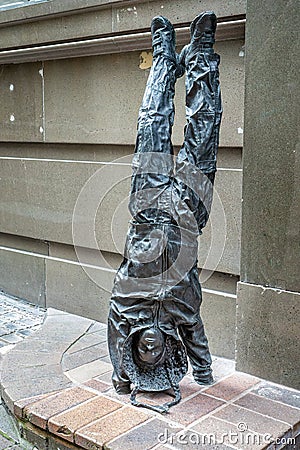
[0,0,246,360]
[236,0,299,389]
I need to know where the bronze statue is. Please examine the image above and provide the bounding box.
[108,11,222,413]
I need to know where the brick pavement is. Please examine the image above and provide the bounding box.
[0,292,299,450]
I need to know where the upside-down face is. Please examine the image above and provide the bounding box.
[135,328,165,365]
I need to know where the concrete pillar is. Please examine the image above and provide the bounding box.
[236,0,300,389]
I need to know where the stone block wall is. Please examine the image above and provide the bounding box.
[236,0,299,389]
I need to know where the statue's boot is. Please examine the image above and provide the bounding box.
[189,10,217,56]
[151,15,177,62]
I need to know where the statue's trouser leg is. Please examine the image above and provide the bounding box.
[176,50,222,230]
[174,50,222,382]
[108,53,178,393]
[128,54,178,223]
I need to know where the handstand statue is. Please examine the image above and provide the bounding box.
[108,11,222,413]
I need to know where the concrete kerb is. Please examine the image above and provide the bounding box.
[0,308,93,415]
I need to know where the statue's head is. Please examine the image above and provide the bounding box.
[133,327,165,367]
[122,325,188,397]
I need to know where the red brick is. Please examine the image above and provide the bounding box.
[168,393,225,426]
[179,376,205,399]
[234,393,300,425]
[137,391,176,407]
[204,372,260,401]
[14,392,56,419]
[105,387,132,405]
[192,415,271,450]
[48,395,122,442]
[252,381,300,409]
[106,418,183,450]
[84,379,110,393]
[75,406,150,448]
[214,403,291,437]
[24,386,96,429]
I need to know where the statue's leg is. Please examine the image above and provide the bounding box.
[108,16,182,394]
[178,315,213,384]
[108,304,131,394]
[174,12,222,384]
[128,16,184,223]
[176,11,222,230]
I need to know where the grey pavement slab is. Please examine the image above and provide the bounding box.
[0,291,45,347]
[0,433,13,448]
[251,381,300,409]
[0,403,19,442]
[0,293,93,418]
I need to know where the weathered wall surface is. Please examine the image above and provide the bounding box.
[236,0,299,388]
[0,0,246,359]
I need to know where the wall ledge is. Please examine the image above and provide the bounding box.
[0,0,138,27]
[0,19,245,64]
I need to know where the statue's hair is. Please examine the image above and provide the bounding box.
[130,333,184,413]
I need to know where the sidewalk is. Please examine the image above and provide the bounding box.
[0,293,299,450]
[0,292,46,449]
